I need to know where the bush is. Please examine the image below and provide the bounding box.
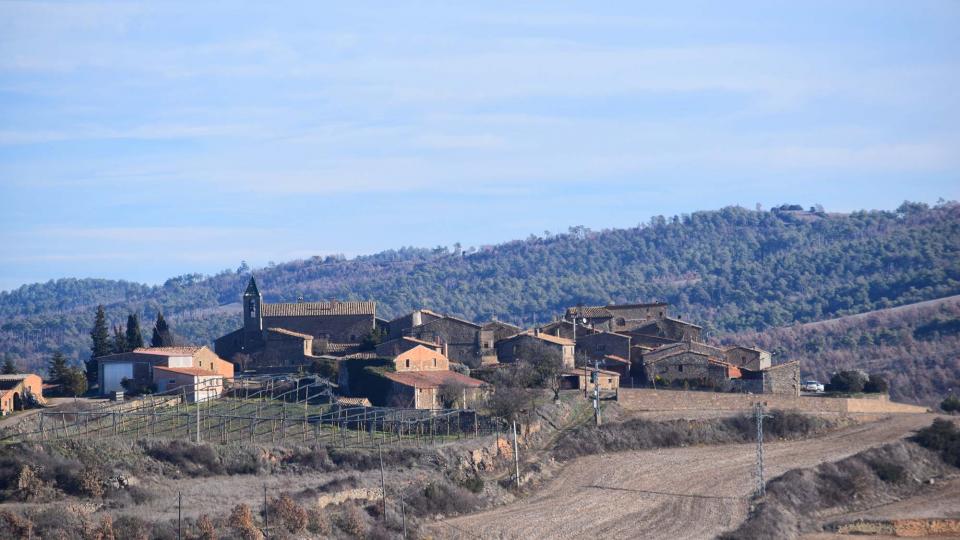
[146,441,224,476]
[405,480,481,517]
[268,494,308,534]
[912,418,960,467]
[335,503,368,538]
[460,474,484,494]
[941,395,960,413]
[864,373,889,393]
[228,504,263,540]
[112,515,152,540]
[869,460,906,483]
[828,370,869,393]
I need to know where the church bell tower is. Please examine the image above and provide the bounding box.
[243,276,263,344]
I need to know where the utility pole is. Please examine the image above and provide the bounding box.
[592,359,602,426]
[196,382,201,444]
[378,444,387,520]
[400,491,407,539]
[512,420,521,488]
[177,491,182,540]
[263,483,269,539]
[754,402,771,497]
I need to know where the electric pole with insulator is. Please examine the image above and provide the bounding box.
[754,402,772,497]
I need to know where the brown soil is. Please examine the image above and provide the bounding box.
[433,414,937,540]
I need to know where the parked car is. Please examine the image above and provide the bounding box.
[802,380,825,393]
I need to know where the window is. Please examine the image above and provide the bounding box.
[405,359,410,368]
[678,365,684,373]
[433,358,437,367]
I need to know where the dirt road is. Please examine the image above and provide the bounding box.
[434,414,937,540]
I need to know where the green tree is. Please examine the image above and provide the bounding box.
[2,355,17,374]
[47,351,69,383]
[90,305,111,358]
[125,313,144,350]
[62,367,88,396]
[112,324,127,354]
[151,312,174,347]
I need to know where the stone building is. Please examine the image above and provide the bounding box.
[384,309,443,341]
[152,366,224,402]
[630,317,702,342]
[496,331,575,369]
[724,346,772,371]
[735,361,801,396]
[375,336,442,358]
[97,346,234,396]
[576,331,631,364]
[404,315,484,367]
[565,302,669,332]
[215,277,376,366]
[0,374,44,414]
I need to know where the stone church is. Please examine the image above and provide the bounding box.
[214,277,377,366]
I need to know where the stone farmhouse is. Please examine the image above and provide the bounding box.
[556,302,800,396]
[496,330,576,368]
[97,346,234,396]
[339,345,488,409]
[0,374,44,415]
[215,277,377,367]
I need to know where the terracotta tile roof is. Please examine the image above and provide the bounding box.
[0,374,33,381]
[133,346,204,356]
[401,336,441,347]
[603,355,630,364]
[565,306,613,319]
[262,301,375,317]
[383,370,487,389]
[153,366,220,377]
[662,317,703,329]
[606,302,668,309]
[266,327,313,340]
[336,397,373,407]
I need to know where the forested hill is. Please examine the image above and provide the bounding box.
[2,202,958,376]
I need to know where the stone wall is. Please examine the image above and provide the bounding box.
[409,318,482,366]
[262,314,374,343]
[616,388,929,414]
[577,332,630,362]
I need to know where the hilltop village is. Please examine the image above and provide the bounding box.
[3,277,799,416]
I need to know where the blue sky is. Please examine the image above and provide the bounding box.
[1,1,958,291]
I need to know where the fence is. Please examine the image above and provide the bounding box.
[4,374,504,449]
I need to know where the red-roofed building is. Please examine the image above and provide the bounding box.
[383,369,488,409]
[152,366,223,402]
[97,346,233,396]
[496,330,575,368]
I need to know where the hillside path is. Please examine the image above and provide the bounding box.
[433,414,936,540]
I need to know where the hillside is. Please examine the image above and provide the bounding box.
[1,202,958,382]
[721,295,960,405]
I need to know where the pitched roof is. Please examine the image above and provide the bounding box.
[132,346,204,356]
[504,331,574,346]
[383,370,487,389]
[262,301,375,317]
[565,306,614,319]
[0,374,33,381]
[562,368,620,377]
[266,327,313,340]
[153,366,220,377]
[245,276,260,296]
[603,355,630,364]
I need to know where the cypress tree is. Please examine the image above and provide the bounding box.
[90,305,111,358]
[113,324,127,354]
[2,355,16,375]
[126,313,144,350]
[48,351,69,384]
[151,312,174,347]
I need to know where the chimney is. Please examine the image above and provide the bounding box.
[412,310,422,327]
[534,328,540,337]
[443,341,448,358]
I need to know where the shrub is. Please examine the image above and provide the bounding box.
[864,373,889,393]
[460,474,484,494]
[268,494,308,534]
[194,515,216,540]
[228,504,263,540]
[405,480,481,517]
[146,441,224,476]
[307,507,332,536]
[0,510,34,539]
[90,515,116,540]
[335,503,368,538]
[912,418,960,467]
[941,395,960,413]
[869,460,906,483]
[112,515,151,540]
[828,370,869,393]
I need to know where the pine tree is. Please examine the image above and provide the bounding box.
[48,351,69,384]
[2,355,16,375]
[90,305,111,358]
[112,325,127,354]
[126,313,144,350]
[151,312,174,347]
